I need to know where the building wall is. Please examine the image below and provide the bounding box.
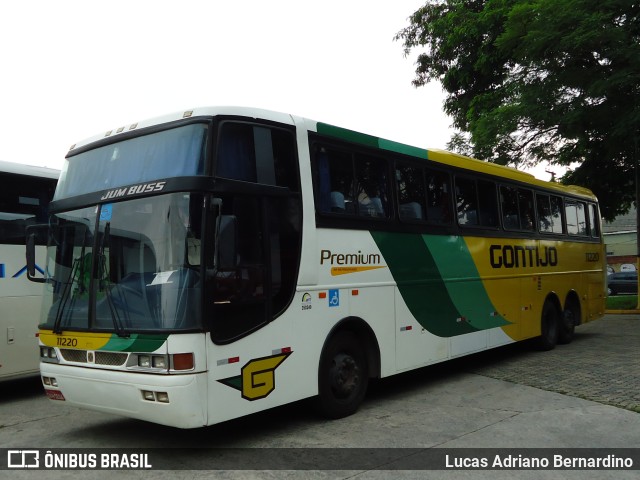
[604,231,637,272]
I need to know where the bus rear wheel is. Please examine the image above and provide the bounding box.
[559,298,579,344]
[535,300,559,351]
[316,331,369,419]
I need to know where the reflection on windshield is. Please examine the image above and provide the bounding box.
[42,193,202,333]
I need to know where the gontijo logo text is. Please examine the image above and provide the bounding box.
[489,244,558,269]
[320,249,386,276]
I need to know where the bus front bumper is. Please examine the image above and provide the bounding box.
[40,362,208,429]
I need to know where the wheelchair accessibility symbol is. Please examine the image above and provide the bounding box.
[328,289,340,307]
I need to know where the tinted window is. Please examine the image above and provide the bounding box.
[0,173,56,245]
[425,169,452,224]
[549,196,565,234]
[588,203,600,238]
[209,194,302,343]
[396,164,452,224]
[314,146,389,218]
[456,177,498,227]
[396,164,425,221]
[566,201,587,235]
[518,189,535,231]
[456,177,478,226]
[217,122,298,190]
[501,186,520,229]
[354,154,389,218]
[501,186,534,231]
[537,194,565,234]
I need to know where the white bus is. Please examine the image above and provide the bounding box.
[29,107,605,428]
[0,160,58,381]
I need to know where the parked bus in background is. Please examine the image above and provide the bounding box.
[27,107,605,428]
[0,160,58,381]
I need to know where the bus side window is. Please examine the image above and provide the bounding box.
[271,129,299,191]
[456,177,498,228]
[425,169,452,224]
[518,189,535,231]
[536,194,553,233]
[477,179,499,227]
[588,203,600,238]
[566,201,587,236]
[396,164,425,221]
[354,154,389,218]
[217,122,297,189]
[501,186,534,231]
[315,146,355,214]
[0,174,54,245]
[456,177,479,226]
[550,195,565,233]
[501,186,520,229]
[538,193,565,234]
[217,123,257,182]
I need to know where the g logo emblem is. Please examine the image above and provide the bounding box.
[219,352,292,401]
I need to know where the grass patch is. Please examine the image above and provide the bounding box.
[606,295,638,310]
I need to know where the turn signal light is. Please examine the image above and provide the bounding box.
[172,353,194,371]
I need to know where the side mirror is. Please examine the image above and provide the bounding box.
[26,225,47,283]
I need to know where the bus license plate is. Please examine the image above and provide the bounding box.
[45,389,65,401]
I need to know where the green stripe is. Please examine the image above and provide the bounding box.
[218,375,242,392]
[423,236,510,330]
[371,232,509,337]
[316,123,378,148]
[316,123,429,159]
[103,334,168,352]
[379,139,428,159]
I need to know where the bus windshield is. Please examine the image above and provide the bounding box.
[41,193,202,333]
[55,123,208,201]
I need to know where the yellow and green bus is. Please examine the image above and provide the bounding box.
[28,107,605,428]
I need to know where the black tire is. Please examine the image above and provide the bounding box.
[316,331,369,419]
[559,298,579,344]
[607,286,616,296]
[535,300,559,351]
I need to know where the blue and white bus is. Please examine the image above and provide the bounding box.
[0,160,58,381]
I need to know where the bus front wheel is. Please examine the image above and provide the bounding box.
[316,331,369,419]
[535,300,559,351]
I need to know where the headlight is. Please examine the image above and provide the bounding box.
[138,355,151,368]
[40,347,58,360]
[152,356,167,369]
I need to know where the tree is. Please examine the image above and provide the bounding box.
[396,0,640,220]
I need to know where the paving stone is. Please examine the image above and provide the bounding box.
[466,315,640,412]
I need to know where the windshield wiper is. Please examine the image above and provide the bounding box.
[53,223,92,334]
[52,257,80,334]
[98,222,129,338]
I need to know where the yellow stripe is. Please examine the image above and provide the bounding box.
[331,266,386,276]
[39,330,112,350]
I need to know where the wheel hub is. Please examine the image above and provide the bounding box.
[330,353,360,399]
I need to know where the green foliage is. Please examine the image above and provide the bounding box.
[606,294,638,310]
[396,0,640,220]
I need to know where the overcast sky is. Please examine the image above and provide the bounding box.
[0,1,555,180]
[0,1,454,169]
